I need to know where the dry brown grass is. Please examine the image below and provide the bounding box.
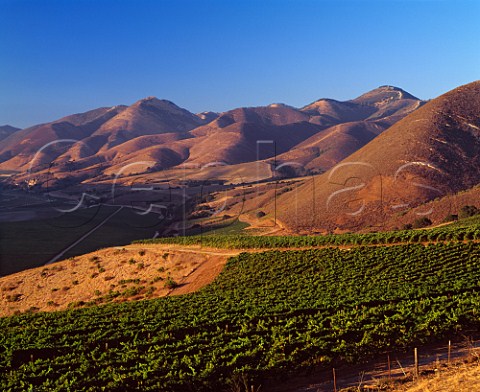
[0,244,232,316]
[393,360,480,392]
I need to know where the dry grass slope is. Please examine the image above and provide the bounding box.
[392,361,480,392]
[0,244,233,316]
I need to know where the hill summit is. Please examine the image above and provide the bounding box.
[351,85,419,106]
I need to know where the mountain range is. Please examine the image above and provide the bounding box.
[0,85,424,185]
[2,81,479,233]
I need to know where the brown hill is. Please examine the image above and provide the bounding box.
[384,184,480,230]
[184,105,322,166]
[0,244,234,316]
[185,91,422,171]
[0,97,204,171]
[61,104,323,177]
[275,120,386,173]
[350,85,418,105]
[0,125,20,142]
[301,98,376,126]
[205,104,311,128]
[273,81,480,232]
[275,87,423,174]
[196,111,219,123]
[0,106,127,170]
[92,97,205,149]
[302,86,422,124]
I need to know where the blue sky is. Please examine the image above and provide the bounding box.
[1,0,479,128]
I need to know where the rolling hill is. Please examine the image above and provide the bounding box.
[0,125,20,142]
[0,106,128,171]
[272,80,480,232]
[274,86,424,174]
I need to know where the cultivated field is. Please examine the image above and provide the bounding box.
[2,238,480,391]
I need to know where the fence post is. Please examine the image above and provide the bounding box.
[333,368,337,392]
[387,354,391,380]
[448,340,451,364]
[436,354,440,377]
[414,347,419,378]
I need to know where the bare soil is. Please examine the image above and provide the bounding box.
[0,244,239,316]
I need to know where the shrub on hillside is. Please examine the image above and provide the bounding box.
[256,211,266,219]
[412,217,432,229]
[459,205,479,219]
[164,276,178,289]
[443,214,458,223]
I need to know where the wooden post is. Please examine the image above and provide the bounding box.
[436,354,440,377]
[387,354,391,380]
[414,348,419,378]
[396,359,407,377]
[448,340,451,364]
[333,368,337,392]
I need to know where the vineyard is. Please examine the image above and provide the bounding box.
[2,242,480,391]
[135,223,480,249]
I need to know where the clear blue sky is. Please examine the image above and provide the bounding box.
[1,0,479,128]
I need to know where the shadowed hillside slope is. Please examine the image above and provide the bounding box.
[273,81,480,232]
[0,125,20,142]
